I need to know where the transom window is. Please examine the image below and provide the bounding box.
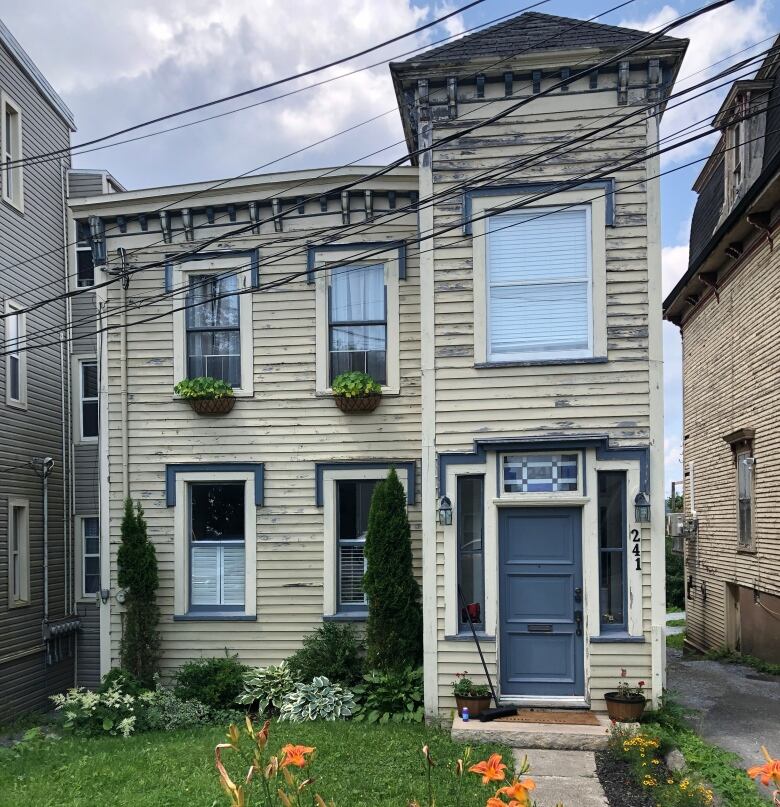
[486,206,592,361]
[79,360,98,440]
[329,264,387,384]
[737,450,754,549]
[76,220,95,287]
[336,479,378,612]
[189,482,245,610]
[2,95,22,209]
[186,273,241,386]
[597,471,627,631]
[82,517,100,597]
[502,453,579,494]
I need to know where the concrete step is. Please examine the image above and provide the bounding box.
[451,713,611,751]
[512,750,608,807]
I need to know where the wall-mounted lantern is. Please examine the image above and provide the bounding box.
[634,491,651,523]
[437,496,453,526]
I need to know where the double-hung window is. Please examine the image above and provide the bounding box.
[597,471,627,631]
[81,517,100,597]
[8,499,29,606]
[1,93,22,210]
[5,301,26,406]
[186,273,241,386]
[75,220,95,287]
[329,264,387,384]
[486,207,592,361]
[189,482,245,610]
[335,479,377,613]
[79,359,99,441]
[457,476,485,631]
[737,450,754,549]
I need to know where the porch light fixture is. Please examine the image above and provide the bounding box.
[437,496,453,526]
[634,491,651,523]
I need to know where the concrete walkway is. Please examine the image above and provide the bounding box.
[667,647,780,774]
[666,611,686,636]
[512,749,607,807]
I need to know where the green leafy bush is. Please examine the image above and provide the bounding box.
[51,684,139,737]
[353,666,424,724]
[278,676,356,722]
[666,534,685,610]
[174,376,234,399]
[364,469,423,671]
[236,662,295,714]
[331,371,381,398]
[287,623,364,686]
[99,667,145,697]
[174,655,249,710]
[140,683,242,731]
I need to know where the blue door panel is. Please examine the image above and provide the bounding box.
[499,507,584,697]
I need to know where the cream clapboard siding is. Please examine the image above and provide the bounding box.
[681,231,780,652]
[423,70,657,712]
[73,170,421,676]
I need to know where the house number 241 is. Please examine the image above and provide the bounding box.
[631,528,641,570]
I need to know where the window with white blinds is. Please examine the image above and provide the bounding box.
[486,206,592,361]
[189,482,245,611]
[335,479,378,612]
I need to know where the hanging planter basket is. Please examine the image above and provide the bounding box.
[187,397,236,416]
[333,393,382,413]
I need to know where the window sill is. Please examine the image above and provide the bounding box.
[315,388,400,398]
[323,612,368,622]
[736,547,757,556]
[172,392,254,401]
[444,632,495,642]
[6,398,28,411]
[475,357,607,369]
[174,613,256,622]
[590,633,645,643]
[2,195,24,215]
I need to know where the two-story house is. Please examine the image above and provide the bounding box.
[664,39,780,664]
[69,11,687,716]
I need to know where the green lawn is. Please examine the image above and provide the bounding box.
[666,618,686,628]
[0,720,513,807]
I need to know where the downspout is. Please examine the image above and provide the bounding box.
[121,282,129,499]
[60,159,71,616]
[60,333,68,613]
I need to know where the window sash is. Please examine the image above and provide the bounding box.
[597,471,627,631]
[3,103,20,204]
[80,360,99,440]
[9,503,28,603]
[335,479,377,612]
[6,306,24,402]
[82,517,100,597]
[457,475,485,631]
[737,452,754,547]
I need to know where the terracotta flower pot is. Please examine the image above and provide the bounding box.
[604,692,647,722]
[187,397,236,415]
[455,694,492,718]
[333,393,382,413]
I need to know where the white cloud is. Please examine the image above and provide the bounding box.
[662,243,689,298]
[621,1,770,167]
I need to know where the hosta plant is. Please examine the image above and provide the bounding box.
[331,371,381,398]
[236,662,295,714]
[174,376,234,399]
[277,676,356,722]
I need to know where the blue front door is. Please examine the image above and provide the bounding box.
[499,507,584,697]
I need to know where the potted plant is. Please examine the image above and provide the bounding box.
[604,677,647,722]
[331,371,382,413]
[174,376,236,415]
[452,673,492,718]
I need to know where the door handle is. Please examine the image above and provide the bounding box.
[574,609,583,636]
[574,587,583,603]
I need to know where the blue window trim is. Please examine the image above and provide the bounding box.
[164,248,260,291]
[314,461,416,506]
[174,613,257,622]
[323,612,368,623]
[438,435,648,499]
[590,634,644,644]
[597,470,628,633]
[306,241,407,284]
[462,179,616,235]
[165,463,264,507]
[444,632,496,642]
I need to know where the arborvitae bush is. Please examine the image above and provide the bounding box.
[363,468,423,671]
[117,498,160,687]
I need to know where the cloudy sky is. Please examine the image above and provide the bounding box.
[1,0,776,493]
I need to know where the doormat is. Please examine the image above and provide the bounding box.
[495,709,600,726]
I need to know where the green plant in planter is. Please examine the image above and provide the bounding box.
[452,675,491,698]
[174,376,234,399]
[331,371,382,398]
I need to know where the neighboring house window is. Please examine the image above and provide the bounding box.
[81,516,100,597]
[486,207,591,361]
[79,359,99,441]
[335,479,378,612]
[75,220,95,287]
[1,93,23,210]
[737,450,754,549]
[329,264,387,384]
[8,498,29,606]
[457,475,484,631]
[189,482,245,610]
[502,453,579,494]
[186,274,241,386]
[5,301,26,407]
[598,471,627,631]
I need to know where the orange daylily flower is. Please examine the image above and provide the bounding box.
[215,743,245,807]
[497,778,537,805]
[280,744,315,768]
[486,798,507,807]
[469,754,508,784]
[748,747,780,787]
